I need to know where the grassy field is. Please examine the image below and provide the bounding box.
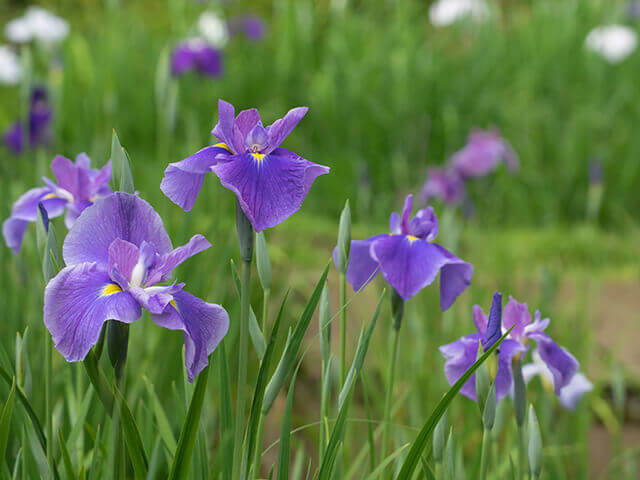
[1,0,639,478]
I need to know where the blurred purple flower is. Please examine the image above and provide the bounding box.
[170,40,223,78]
[523,351,593,410]
[335,194,473,307]
[589,156,603,185]
[228,16,266,41]
[628,2,640,20]
[3,153,112,254]
[3,87,52,154]
[420,166,465,206]
[44,193,229,381]
[451,128,518,178]
[161,99,330,232]
[440,295,579,401]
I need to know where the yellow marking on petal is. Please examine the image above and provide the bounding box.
[251,153,266,163]
[214,142,234,154]
[42,193,57,200]
[406,235,419,243]
[170,300,179,312]
[101,284,122,296]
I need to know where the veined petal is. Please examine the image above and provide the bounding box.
[211,99,237,150]
[473,304,488,338]
[129,284,183,314]
[107,238,140,286]
[63,193,172,267]
[211,149,329,232]
[432,244,473,311]
[400,194,413,235]
[528,331,579,394]
[44,263,142,362]
[147,234,211,284]
[503,296,531,341]
[233,108,261,152]
[494,338,527,399]
[151,290,229,381]
[439,333,482,401]
[51,155,78,193]
[160,146,230,211]
[264,106,308,154]
[337,235,387,292]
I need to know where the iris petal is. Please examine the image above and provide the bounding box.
[528,331,579,394]
[336,235,387,292]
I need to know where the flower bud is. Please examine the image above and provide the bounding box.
[528,406,543,478]
[334,199,351,274]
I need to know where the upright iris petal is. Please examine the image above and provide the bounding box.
[44,193,229,381]
[162,99,330,232]
[3,153,112,254]
[336,194,472,308]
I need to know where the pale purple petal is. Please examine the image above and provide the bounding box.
[440,333,482,401]
[409,206,439,241]
[147,234,211,284]
[107,238,140,286]
[431,244,473,311]
[160,146,228,211]
[528,331,579,394]
[400,194,413,235]
[151,290,229,381]
[559,373,593,411]
[494,338,527,399]
[234,109,262,152]
[503,296,531,341]
[129,284,183,314]
[264,107,308,154]
[473,305,487,338]
[63,193,172,267]
[389,212,401,235]
[51,155,77,193]
[338,235,387,292]
[44,263,142,361]
[211,149,329,232]
[212,99,237,151]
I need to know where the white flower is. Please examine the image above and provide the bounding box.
[0,45,22,85]
[429,0,489,27]
[5,7,69,45]
[585,24,638,64]
[197,11,228,48]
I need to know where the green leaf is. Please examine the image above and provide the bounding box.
[111,130,135,194]
[335,199,351,273]
[0,378,16,462]
[230,259,266,360]
[58,429,77,480]
[527,406,543,478]
[243,291,289,477]
[217,344,233,480]
[263,262,330,414]
[255,232,272,291]
[421,457,436,480]
[143,376,177,455]
[168,362,210,480]
[65,387,94,455]
[364,443,409,480]
[82,351,114,414]
[276,369,298,480]
[395,327,514,479]
[87,424,103,480]
[113,387,149,479]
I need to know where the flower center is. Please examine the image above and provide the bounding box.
[251,152,266,162]
[129,259,146,288]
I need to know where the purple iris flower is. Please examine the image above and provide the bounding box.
[420,166,465,206]
[3,153,112,254]
[3,87,52,154]
[523,351,593,411]
[228,16,266,41]
[450,128,518,178]
[170,40,223,78]
[440,295,579,401]
[335,194,473,307]
[43,192,229,381]
[161,99,330,232]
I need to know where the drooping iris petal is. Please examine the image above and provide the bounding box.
[439,333,482,400]
[44,263,142,361]
[129,284,183,314]
[151,290,229,381]
[528,331,579,394]
[431,244,473,310]
[337,235,387,292]
[264,107,308,154]
[161,146,229,211]
[370,235,449,301]
[63,193,172,266]
[211,148,329,232]
[494,338,527,399]
[559,373,593,410]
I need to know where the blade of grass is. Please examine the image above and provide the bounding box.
[217,343,233,480]
[276,368,298,480]
[58,429,77,480]
[231,259,266,360]
[113,387,149,479]
[142,376,177,455]
[0,378,17,463]
[395,327,514,479]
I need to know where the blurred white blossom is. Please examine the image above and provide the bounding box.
[198,11,228,48]
[585,24,638,63]
[0,45,22,85]
[429,0,489,27]
[5,7,69,46]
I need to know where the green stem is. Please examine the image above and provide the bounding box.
[479,428,491,480]
[381,325,400,471]
[434,461,442,480]
[232,258,252,479]
[339,273,347,385]
[107,321,129,480]
[261,288,270,334]
[517,425,527,480]
[252,413,266,479]
[45,337,53,478]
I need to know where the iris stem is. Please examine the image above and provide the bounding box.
[381,323,401,474]
[479,428,491,480]
[107,321,130,480]
[45,336,53,478]
[261,288,270,334]
[339,273,347,385]
[232,258,252,480]
[252,412,266,479]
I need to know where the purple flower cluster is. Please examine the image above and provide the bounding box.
[170,39,223,78]
[337,194,473,308]
[421,128,517,206]
[3,153,112,253]
[3,87,52,155]
[440,293,589,409]
[162,99,329,232]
